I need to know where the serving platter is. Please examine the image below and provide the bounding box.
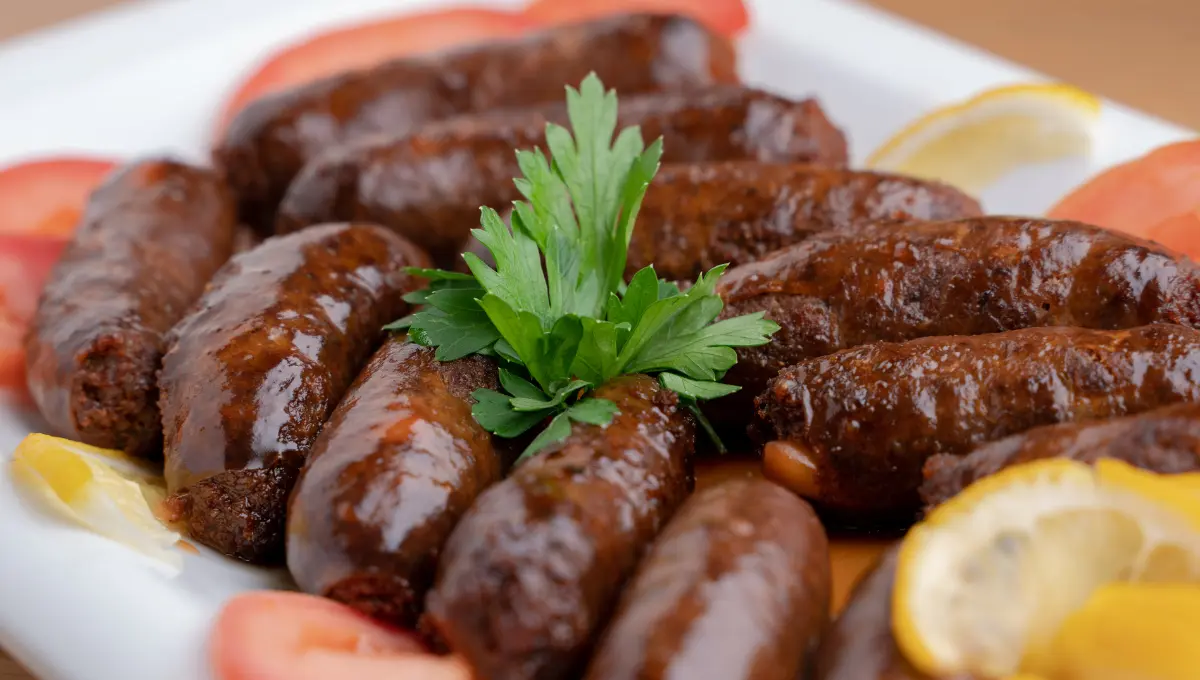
[0,1,1193,679]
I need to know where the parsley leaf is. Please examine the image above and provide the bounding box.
[659,372,741,400]
[567,398,620,425]
[510,379,592,412]
[471,388,546,438]
[388,73,780,458]
[498,368,544,400]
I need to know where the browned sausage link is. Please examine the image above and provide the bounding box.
[756,324,1200,521]
[716,217,1200,424]
[425,375,695,680]
[459,162,980,280]
[921,401,1200,511]
[159,224,429,563]
[275,86,849,265]
[25,159,236,458]
[216,14,738,228]
[286,338,503,626]
[584,478,830,680]
[812,548,933,680]
[626,163,980,281]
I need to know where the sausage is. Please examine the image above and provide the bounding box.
[460,162,980,280]
[716,217,1200,424]
[216,14,738,228]
[625,163,979,281]
[424,375,695,680]
[276,86,849,265]
[921,401,1200,511]
[756,324,1200,521]
[584,478,831,680]
[811,548,933,680]
[159,223,428,563]
[287,338,503,626]
[24,159,237,458]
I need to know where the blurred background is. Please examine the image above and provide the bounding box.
[2,0,1198,128]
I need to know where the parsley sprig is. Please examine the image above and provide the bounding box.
[388,74,779,460]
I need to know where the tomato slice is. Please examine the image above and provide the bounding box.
[1144,210,1200,260]
[0,234,69,394]
[0,158,115,237]
[523,0,750,37]
[210,592,471,680]
[1047,140,1200,237]
[214,8,536,137]
[0,315,28,397]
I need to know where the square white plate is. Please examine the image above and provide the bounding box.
[0,1,1193,679]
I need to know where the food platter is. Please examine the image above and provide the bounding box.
[0,1,1194,680]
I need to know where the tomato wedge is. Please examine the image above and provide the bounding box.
[0,158,115,236]
[214,9,536,137]
[1144,210,1200,260]
[1047,140,1200,237]
[0,234,69,394]
[523,0,750,37]
[210,592,471,680]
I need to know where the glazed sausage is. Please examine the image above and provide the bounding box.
[625,163,979,281]
[921,401,1200,510]
[716,217,1200,423]
[756,324,1200,521]
[159,224,427,563]
[276,86,849,265]
[25,159,236,458]
[460,162,980,280]
[217,14,738,227]
[584,478,831,680]
[425,375,695,680]
[287,339,503,626]
[812,548,933,680]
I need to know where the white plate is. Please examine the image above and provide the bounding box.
[0,1,1193,679]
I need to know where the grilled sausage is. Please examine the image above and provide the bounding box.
[425,375,695,680]
[287,339,503,626]
[159,224,427,563]
[812,548,933,680]
[626,163,979,281]
[921,401,1200,510]
[25,159,236,458]
[584,478,830,680]
[217,14,738,228]
[716,217,1200,424]
[460,162,980,279]
[276,87,849,265]
[757,324,1200,521]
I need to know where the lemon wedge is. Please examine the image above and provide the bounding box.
[10,433,182,569]
[866,83,1102,193]
[1030,582,1200,680]
[893,458,1200,678]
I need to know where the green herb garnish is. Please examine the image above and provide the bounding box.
[387,74,779,460]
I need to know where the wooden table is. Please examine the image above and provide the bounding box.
[2,1,1198,678]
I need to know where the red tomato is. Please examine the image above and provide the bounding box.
[0,234,69,393]
[1144,210,1200,260]
[1047,140,1200,237]
[210,592,471,680]
[0,315,27,397]
[523,0,750,37]
[214,9,536,137]
[0,158,115,236]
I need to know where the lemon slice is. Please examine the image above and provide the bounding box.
[866,83,1102,193]
[1032,582,1200,680]
[10,433,182,569]
[893,458,1200,678]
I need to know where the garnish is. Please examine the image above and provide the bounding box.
[388,74,779,459]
